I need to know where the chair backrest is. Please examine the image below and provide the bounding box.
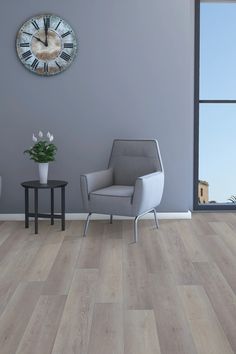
[108,139,163,186]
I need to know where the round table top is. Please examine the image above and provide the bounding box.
[21,180,68,189]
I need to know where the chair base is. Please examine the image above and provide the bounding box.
[83,209,159,242]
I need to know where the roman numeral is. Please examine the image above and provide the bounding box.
[31,58,39,69]
[55,20,62,30]
[31,20,39,30]
[61,31,71,38]
[64,43,73,48]
[22,50,32,59]
[44,62,49,72]
[20,43,30,47]
[55,61,62,70]
[60,52,71,61]
[44,16,50,28]
[23,31,32,36]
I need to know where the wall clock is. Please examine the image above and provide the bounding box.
[16,14,77,76]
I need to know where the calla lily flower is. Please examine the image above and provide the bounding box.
[38,131,43,138]
[49,135,54,142]
[32,134,37,142]
[47,132,51,139]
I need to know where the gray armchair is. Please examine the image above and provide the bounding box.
[80,139,164,242]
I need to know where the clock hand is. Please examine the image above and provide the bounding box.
[45,26,48,47]
[33,35,47,46]
[43,18,48,47]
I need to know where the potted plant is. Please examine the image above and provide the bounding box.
[24,131,57,184]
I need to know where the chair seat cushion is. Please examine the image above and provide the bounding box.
[89,185,135,216]
[91,185,134,198]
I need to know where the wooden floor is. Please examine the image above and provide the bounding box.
[0,213,236,353]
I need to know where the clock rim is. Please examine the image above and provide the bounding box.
[16,13,78,77]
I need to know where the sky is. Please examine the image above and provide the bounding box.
[199,2,236,202]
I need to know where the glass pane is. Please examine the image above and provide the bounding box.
[200,2,236,100]
[199,104,236,204]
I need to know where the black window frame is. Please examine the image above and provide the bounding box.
[194,0,236,210]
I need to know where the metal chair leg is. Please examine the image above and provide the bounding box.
[134,216,139,243]
[153,208,159,229]
[83,213,92,237]
[110,214,113,224]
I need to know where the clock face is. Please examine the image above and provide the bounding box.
[16,14,77,76]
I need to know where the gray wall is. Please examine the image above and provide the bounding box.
[0,0,195,213]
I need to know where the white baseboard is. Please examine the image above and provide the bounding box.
[0,211,191,221]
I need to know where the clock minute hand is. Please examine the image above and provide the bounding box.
[33,35,47,46]
[43,18,48,47]
[45,27,48,47]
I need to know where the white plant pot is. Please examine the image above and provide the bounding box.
[38,163,49,184]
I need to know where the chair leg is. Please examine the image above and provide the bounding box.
[153,208,159,229]
[83,213,92,237]
[134,216,139,243]
[110,214,113,224]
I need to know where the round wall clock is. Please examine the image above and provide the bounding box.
[16,14,77,76]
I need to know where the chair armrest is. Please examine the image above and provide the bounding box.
[132,171,164,215]
[80,168,113,210]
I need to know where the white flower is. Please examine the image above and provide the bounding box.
[47,132,51,139]
[49,135,54,142]
[38,131,43,138]
[32,134,37,142]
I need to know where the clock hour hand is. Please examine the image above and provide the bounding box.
[33,35,47,46]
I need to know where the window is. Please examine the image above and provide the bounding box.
[194,1,236,209]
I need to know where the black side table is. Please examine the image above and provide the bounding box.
[21,180,68,234]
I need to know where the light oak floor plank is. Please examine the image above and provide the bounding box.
[139,220,171,274]
[87,303,123,354]
[51,269,98,354]
[96,238,123,303]
[209,221,236,257]
[15,295,66,354]
[0,241,40,316]
[149,272,198,354]
[123,239,152,309]
[194,261,236,352]
[76,221,104,269]
[0,224,32,266]
[63,220,83,237]
[24,242,62,281]
[191,216,215,235]
[196,232,236,293]
[42,236,81,295]
[159,229,198,285]
[124,310,161,354]
[175,220,208,262]
[179,285,233,354]
[122,220,155,310]
[104,220,123,239]
[0,222,20,248]
[0,281,43,354]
